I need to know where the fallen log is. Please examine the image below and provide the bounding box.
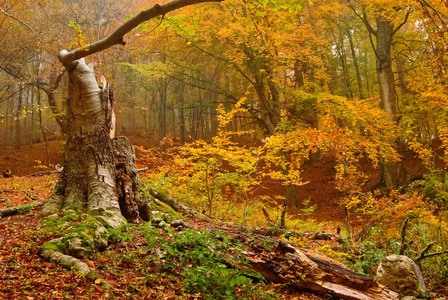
[229,237,399,300]
[146,187,212,219]
[23,170,60,177]
[0,203,41,218]
[146,187,185,212]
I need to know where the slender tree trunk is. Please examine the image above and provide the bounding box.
[294,60,305,88]
[347,29,365,99]
[335,26,353,99]
[47,67,67,133]
[158,77,167,140]
[15,86,23,149]
[30,89,35,146]
[251,60,301,208]
[179,82,186,144]
[37,83,50,165]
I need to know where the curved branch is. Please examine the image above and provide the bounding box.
[351,5,376,36]
[0,6,36,35]
[59,0,223,66]
[392,11,410,35]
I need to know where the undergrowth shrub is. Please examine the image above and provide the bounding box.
[340,189,448,289]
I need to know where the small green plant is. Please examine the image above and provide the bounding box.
[411,169,448,208]
[146,228,275,299]
[182,263,253,300]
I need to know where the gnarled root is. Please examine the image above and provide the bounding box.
[39,244,112,289]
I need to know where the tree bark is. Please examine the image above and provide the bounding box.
[375,16,408,188]
[357,9,409,188]
[347,29,364,99]
[15,86,23,149]
[41,59,131,227]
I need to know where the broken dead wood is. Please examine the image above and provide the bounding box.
[0,203,41,218]
[116,166,139,223]
[145,189,395,299]
[137,167,149,173]
[2,169,14,178]
[227,236,399,300]
[262,207,276,226]
[146,187,185,212]
[414,242,448,262]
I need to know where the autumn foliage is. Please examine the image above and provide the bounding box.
[1,0,448,297]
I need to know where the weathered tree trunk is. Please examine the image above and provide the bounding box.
[41,56,143,222]
[40,56,146,257]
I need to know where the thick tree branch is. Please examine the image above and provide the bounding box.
[392,11,410,35]
[58,0,223,66]
[358,10,376,36]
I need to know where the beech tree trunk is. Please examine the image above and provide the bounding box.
[41,57,141,230]
[359,10,409,188]
[347,29,364,99]
[375,16,407,188]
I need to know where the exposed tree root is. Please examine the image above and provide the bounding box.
[146,187,187,212]
[39,246,91,275]
[39,245,112,289]
[23,170,61,177]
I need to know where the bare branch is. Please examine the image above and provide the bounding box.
[415,250,448,262]
[0,6,36,35]
[414,242,435,262]
[59,0,223,67]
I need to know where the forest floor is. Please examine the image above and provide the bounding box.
[0,138,441,299]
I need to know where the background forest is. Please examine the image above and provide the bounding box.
[1,0,448,298]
